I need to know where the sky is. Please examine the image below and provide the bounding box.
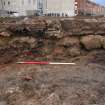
[96,0,105,5]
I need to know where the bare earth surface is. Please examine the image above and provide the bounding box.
[0,51,105,105]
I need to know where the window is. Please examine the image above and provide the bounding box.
[8,1,10,5]
[28,0,31,4]
[33,0,36,4]
[22,0,24,5]
[75,10,78,15]
[75,2,78,5]
[4,2,5,6]
[75,5,77,10]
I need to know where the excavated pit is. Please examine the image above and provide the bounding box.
[0,16,105,105]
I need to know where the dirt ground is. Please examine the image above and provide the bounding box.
[0,50,105,105]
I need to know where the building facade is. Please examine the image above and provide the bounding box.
[45,0,75,16]
[0,0,38,16]
[45,0,105,16]
[0,0,105,17]
[75,0,105,16]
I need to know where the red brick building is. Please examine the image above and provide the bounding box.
[75,0,105,16]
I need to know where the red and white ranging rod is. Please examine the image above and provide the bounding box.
[16,61,76,65]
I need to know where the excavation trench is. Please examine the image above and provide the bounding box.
[0,17,105,105]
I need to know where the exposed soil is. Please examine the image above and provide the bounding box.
[0,50,105,105]
[0,16,105,105]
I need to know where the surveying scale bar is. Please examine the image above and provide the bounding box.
[16,62,76,65]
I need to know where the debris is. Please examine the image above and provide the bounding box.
[22,76,33,81]
[0,32,10,37]
[58,37,80,47]
[101,37,105,49]
[67,47,81,57]
[9,37,37,48]
[80,35,102,50]
[42,93,61,105]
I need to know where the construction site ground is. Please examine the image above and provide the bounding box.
[0,16,105,105]
[0,50,105,105]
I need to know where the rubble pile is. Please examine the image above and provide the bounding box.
[7,18,47,36]
[0,17,105,63]
[60,18,105,35]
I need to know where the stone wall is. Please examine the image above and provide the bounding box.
[0,17,105,63]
